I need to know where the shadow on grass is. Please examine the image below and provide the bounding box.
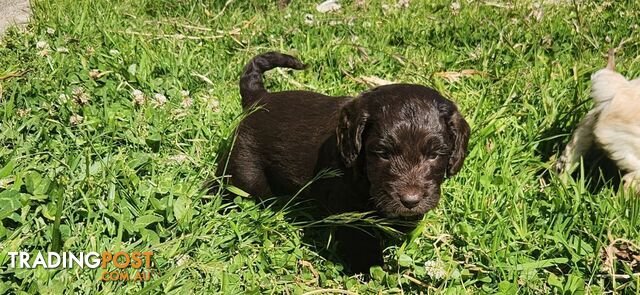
[535,109,622,194]
[204,173,412,276]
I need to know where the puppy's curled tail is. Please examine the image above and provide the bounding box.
[591,49,628,105]
[239,52,306,109]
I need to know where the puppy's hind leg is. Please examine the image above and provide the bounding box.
[555,108,600,173]
[218,136,273,198]
[594,121,640,194]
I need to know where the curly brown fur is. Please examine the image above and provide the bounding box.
[216,52,471,273]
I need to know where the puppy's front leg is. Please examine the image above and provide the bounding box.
[555,108,600,173]
[622,172,640,193]
[336,227,383,274]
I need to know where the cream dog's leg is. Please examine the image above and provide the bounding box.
[623,172,640,192]
[595,119,640,192]
[555,108,600,173]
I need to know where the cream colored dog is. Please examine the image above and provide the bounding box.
[556,49,640,191]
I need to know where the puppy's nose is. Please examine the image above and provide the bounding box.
[400,194,421,209]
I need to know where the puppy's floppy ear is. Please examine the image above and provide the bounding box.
[445,105,470,176]
[337,99,368,168]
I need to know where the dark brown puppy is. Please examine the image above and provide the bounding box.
[217,52,470,273]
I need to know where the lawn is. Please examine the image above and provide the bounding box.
[1,0,639,293]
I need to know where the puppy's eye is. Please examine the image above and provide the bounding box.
[426,150,448,160]
[372,149,391,160]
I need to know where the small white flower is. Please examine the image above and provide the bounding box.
[72,87,85,96]
[208,98,220,112]
[59,93,69,103]
[109,49,120,55]
[37,49,50,57]
[46,27,55,35]
[175,254,190,266]
[181,97,193,108]
[36,40,48,49]
[154,93,168,107]
[89,69,101,79]
[353,273,367,284]
[304,14,315,25]
[451,1,461,14]
[424,260,446,280]
[131,89,145,106]
[56,47,69,53]
[17,108,30,117]
[77,93,90,105]
[180,90,190,97]
[69,114,84,125]
[397,0,410,8]
[72,87,90,105]
[154,93,167,103]
[530,3,543,21]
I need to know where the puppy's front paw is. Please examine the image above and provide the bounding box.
[554,153,572,174]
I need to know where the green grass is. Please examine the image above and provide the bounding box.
[1,0,640,293]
